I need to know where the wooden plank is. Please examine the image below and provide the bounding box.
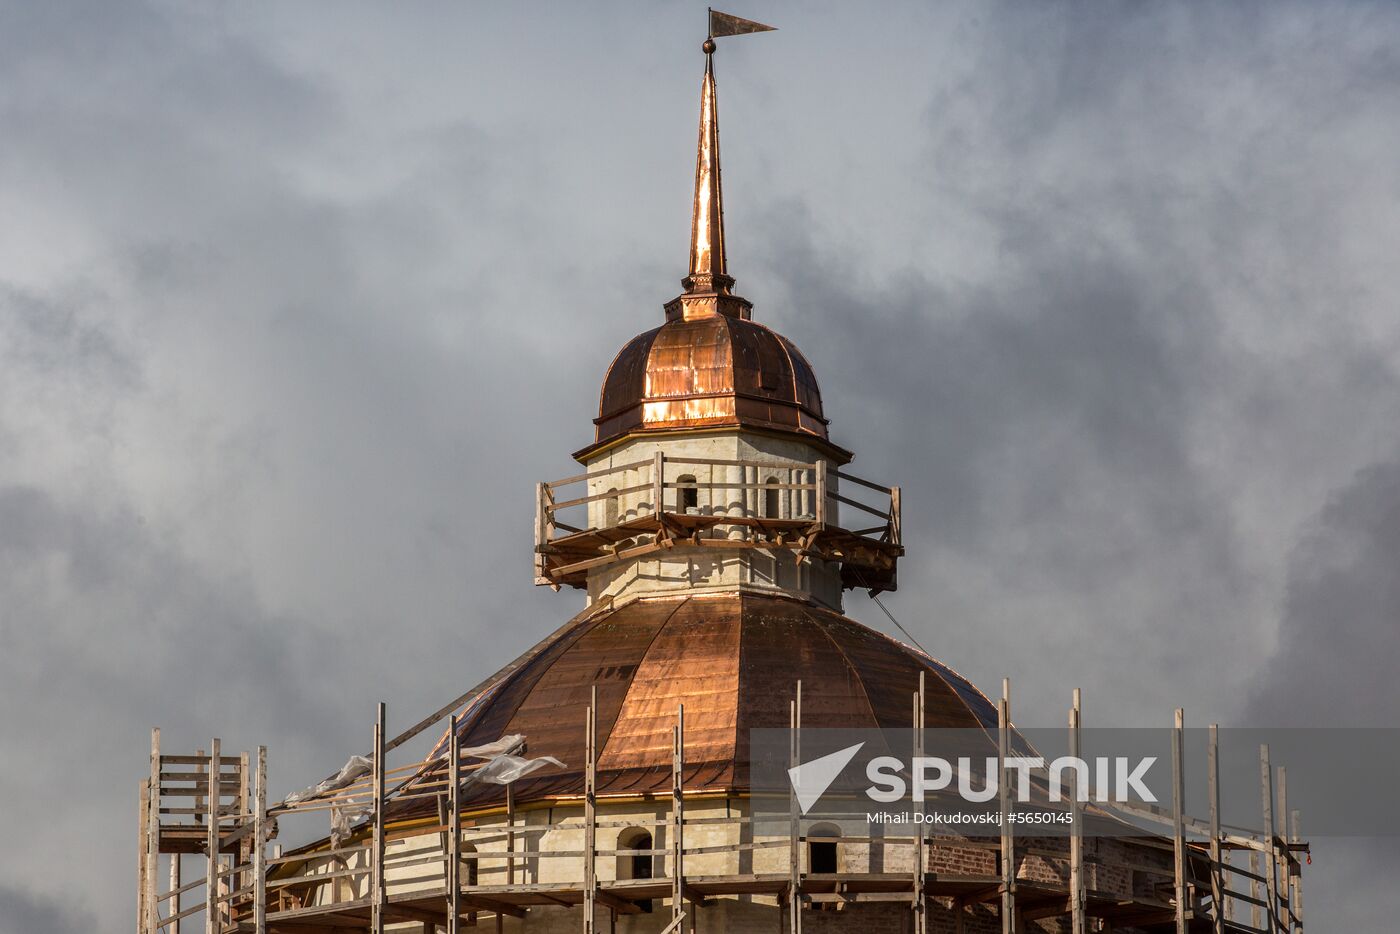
[550,481,651,512]
[664,455,813,470]
[139,778,152,934]
[1069,690,1085,934]
[1209,725,1224,934]
[372,705,386,934]
[547,457,653,489]
[825,490,889,519]
[1277,768,1291,934]
[1289,811,1303,933]
[788,683,803,934]
[832,470,893,495]
[148,729,162,934]
[253,746,267,934]
[161,755,242,766]
[584,687,598,934]
[447,714,461,934]
[913,675,927,934]
[998,680,1015,934]
[1173,709,1187,934]
[205,738,220,934]
[169,847,182,934]
[672,704,686,927]
[1260,747,1277,934]
[652,452,665,516]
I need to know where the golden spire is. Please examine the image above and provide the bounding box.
[667,15,775,321]
[684,40,732,296]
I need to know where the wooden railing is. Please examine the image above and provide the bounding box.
[533,454,902,591]
[140,686,1310,934]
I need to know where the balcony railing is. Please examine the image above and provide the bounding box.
[534,454,901,592]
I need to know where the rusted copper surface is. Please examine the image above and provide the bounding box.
[584,316,830,456]
[391,593,999,818]
[685,52,729,296]
[575,42,844,459]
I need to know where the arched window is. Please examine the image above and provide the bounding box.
[617,827,655,912]
[764,477,781,519]
[462,843,479,887]
[602,487,620,527]
[807,823,840,874]
[676,475,698,513]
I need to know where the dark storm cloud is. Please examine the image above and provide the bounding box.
[0,884,92,934]
[1247,461,1400,727]
[1240,461,1400,923]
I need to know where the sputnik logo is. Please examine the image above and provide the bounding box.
[787,743,865,814]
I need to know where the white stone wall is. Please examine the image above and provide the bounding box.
[577,432,845,610]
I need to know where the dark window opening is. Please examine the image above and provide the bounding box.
[764,477,781,519]
[808,824,840,874]
[677,475,698,512]
[617,828,655,913]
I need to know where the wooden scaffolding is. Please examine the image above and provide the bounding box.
[137,676,1310,934]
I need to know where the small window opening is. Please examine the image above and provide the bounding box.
[677,474,698,513]
[463,844,479,887]
[764,477,781,519]
[617,828,655,912]
[808,824,839,874]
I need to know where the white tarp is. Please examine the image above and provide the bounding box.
[471,753,567,786]
[281,754,372,808]
[449,733,525,761]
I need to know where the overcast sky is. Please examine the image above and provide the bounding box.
[2,1,1398,930]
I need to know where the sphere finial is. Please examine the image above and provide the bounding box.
[702,37,716,54]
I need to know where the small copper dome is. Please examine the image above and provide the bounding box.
[585,315,830,456]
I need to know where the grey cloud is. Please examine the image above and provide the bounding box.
[0,883,93,934]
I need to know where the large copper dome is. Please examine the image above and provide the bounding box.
[585,315,830,456]
[398,593,998,816]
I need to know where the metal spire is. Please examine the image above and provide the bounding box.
[684,40,732,295]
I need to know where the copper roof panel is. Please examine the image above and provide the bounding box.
[390,593,1003,818]
[590,316,831,455]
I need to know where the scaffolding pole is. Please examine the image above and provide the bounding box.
[205,738,221,934]
[447,714,461,934]
[998,678,1015,934]
[913,672,926,934]
[788,680,803,934]
[1069,689,1085,934]
[1172,708,1187,934]
[584,686,598,934]
[253,745,267,934]
[372,704,386,934]
[1261,745,1278,934]
[1208,724,1223,934]
[672,703,687,931]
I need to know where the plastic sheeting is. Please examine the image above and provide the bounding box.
[329,805,371,847]
[280,754,372,808]
[468,753,567,788]
[447,734,525,761]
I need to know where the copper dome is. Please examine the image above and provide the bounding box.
[398,593,999,815]
[584,316,831,457]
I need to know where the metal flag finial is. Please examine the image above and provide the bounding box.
[708,8,777,39]
[684,10,775,297]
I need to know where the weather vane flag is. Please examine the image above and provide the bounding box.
[708,8,777,39]
[688,10,775,295]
